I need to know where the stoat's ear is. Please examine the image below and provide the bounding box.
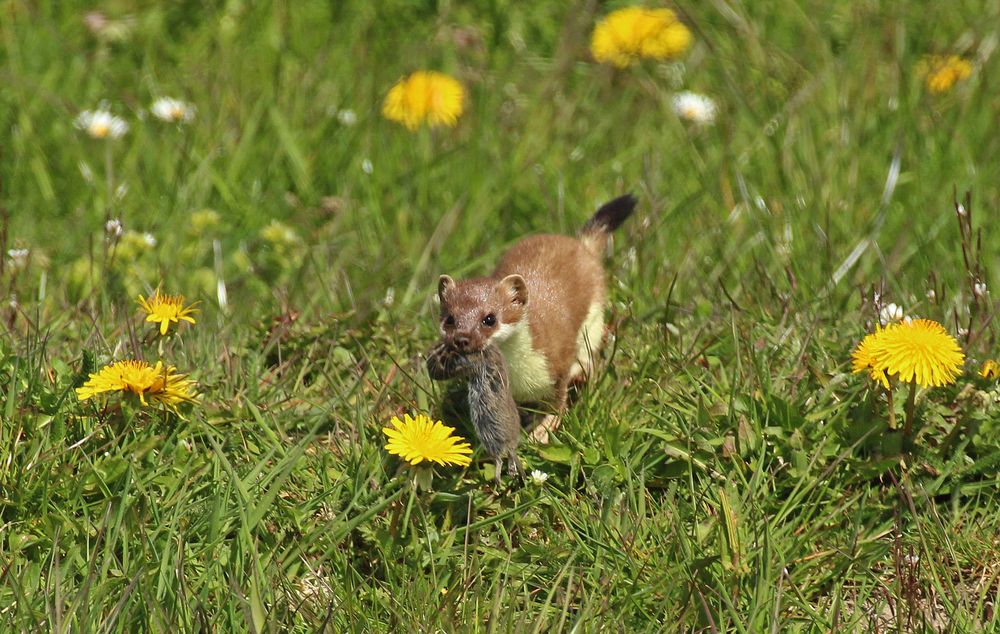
[438,275,456,302]
[498,274,528,307]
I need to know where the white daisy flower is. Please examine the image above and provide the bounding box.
[879,303,904,326]
[672,91,718,125]
[75,109,129,139]
[142,233,157,247]
[529,469,549,485]
[150,97,196,124]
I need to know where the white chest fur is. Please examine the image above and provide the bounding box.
[490,319,553,402]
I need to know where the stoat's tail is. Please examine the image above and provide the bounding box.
[579,194,637,256]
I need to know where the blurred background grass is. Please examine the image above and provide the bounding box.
[2,0,999,631]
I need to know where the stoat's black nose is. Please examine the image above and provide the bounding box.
[454,335,472,351]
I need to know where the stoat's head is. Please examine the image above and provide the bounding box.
[437,274,528,352]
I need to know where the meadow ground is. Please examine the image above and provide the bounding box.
[2,1,1000,631]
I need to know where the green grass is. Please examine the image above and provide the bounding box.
[2,0,1000,631]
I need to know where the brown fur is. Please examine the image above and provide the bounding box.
[492,234,605,380]
[437,275,526,351]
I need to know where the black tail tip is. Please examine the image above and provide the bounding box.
[585,193,637,234]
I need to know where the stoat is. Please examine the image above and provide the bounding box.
[435,194,636,442]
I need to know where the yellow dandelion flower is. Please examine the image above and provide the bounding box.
[591,7,692,68]
[137,290,198,335]
[921,55,973,94]
[382,413,473,467]
[850,326,890,388]
[852,319,964,388]
[76,359,197,410]
[382,71,465,131]
[980,360,1000,380]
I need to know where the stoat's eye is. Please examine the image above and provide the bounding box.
[444,315,455,327]
[482,314,497,327]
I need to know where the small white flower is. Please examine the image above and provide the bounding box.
[957,203,967,217]
[361,158,373,174]
[903,554,920,566]
[879,303,904,326]
[7,248,29,268]
[142,232,157,247]
[105,218,123,238]
[115,183,128,200]
[150,97,196,124]
[926,289,936,302]
[383,287,395,307]
[75,109,129,139]
[974,281,987,298]
[529,469,549,485]
[672,91,718,125]
[336,109,358,126]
